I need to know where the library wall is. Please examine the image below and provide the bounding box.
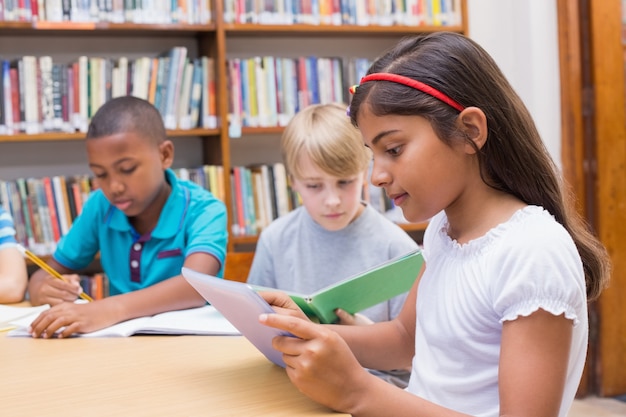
[467,0,562,168]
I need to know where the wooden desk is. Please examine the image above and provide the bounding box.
[0,335,347,416]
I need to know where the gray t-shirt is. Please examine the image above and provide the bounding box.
[247,203,418,322]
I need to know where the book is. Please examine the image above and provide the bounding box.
[254,249,423,324]
[5,304,240,337]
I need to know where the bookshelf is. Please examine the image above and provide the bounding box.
[0,1,468,256]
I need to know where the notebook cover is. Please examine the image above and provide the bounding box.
[290,249,424,324]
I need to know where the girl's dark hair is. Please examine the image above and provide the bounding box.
[86,96,167,144]
[349,32,610,301]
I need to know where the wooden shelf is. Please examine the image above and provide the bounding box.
[239,126,285,136]
[223,23,465,37]
[0,21,216,35]
[228,221,428,249]
[0,128,221,143]
[399,222,428,233]
[230,235,260,246]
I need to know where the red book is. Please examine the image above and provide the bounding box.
[72,182,83,216]
[91,273,104,300]
[207,58,216,122]
[297,56,309,111]
[16,0,26,21]
[9,68,20,131]
[233,167,246,236]
[31,0,39,21]
[72,61,80,127]
[42,176,61,242]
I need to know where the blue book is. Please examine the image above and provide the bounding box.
[154,56,169,119]
[307,56,319,105]
[242,167,257,235]
[187,59,203,128]
[239,58,251,127]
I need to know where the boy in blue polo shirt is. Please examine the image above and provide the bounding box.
[0,207,28,303]
[27,96,227,338]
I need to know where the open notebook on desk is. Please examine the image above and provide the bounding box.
[3,304,240,337]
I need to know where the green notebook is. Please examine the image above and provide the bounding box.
[254,249,423,324]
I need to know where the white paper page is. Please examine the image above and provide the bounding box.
[83,305,240,337]
[0,304,50,331]
[7,305,240,337]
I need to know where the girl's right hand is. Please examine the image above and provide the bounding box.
[335,309,374,326]
[258,309,373,414]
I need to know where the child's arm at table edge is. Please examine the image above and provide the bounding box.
[97,252,218,323]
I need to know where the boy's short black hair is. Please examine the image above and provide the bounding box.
[86,96,167,144]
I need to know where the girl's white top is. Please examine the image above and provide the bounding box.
[407,206,587,417]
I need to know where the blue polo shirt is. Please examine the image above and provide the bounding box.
[54,169,227,296]
[0,207,18,250]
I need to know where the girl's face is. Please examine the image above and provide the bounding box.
[357,107,473,223]
[290,153,365,232]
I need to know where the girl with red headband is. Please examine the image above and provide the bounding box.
[259,31,610,417]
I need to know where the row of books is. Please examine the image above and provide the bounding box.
[0,174,93,255]
[0,165,227,255]
[229,161,407,237]
[0,0,211,24]
[227,55,371,130]
[173,165,226,203]
[0,47,218,135]
[79,273,109,300]
[0,161,402,250]
[230,163,299,236]
[223,0,462,27]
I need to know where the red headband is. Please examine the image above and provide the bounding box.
[350,73,465,112]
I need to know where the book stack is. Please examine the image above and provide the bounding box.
[222,0,463,27]
[0,165,224,255]
[230,163,296,237]
[226,55,371,134]
[0,175,93,255]
[0,48,217,135]
[0,0,211,24]
[79,273,109,300]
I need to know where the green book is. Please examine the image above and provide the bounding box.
[254,249,423,324]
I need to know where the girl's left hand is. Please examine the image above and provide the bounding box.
[28,301,111,338]
[259,311,373,413]
[335,309,374,326]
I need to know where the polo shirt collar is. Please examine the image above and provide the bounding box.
[105,169,189,239]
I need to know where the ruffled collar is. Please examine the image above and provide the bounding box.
[437,205,548,258]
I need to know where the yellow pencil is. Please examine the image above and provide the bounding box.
[17,245,94,302]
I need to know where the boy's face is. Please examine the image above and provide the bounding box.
[290,154,365,232]
[86,132,174,219]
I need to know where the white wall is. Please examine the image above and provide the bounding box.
[467,0,562,168]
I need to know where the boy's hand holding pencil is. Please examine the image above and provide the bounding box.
[17,245,93,304]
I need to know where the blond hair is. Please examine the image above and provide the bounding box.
[281,103,370,179]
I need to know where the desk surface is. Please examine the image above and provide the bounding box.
[0,334,348,416]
